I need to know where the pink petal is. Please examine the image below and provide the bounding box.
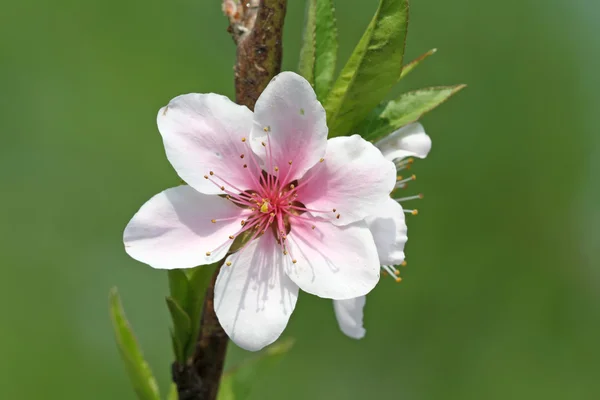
[157,93,261,195]
[214,233,299,351]
[366,198,407,266]
[333,297,366,339]
[285,218,380,300]
[123,186,249,269]
[375,122,432,161]
[296,135,396,226]
[250,72,327,182]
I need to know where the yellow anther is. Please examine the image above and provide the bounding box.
[289,184,295,189]
[206,251,211,256]
[274,166,279,172]
[204,175,208,179]
[241,137,246,142]
[260,201,270,213]
[263,126,271,132]
[270,212,275,217]
[394,269,401,276]
[220,186,225,191]
[243,164,248,168]
[411,174,416,180]
[288,160,293,165]
[226,261,232,266]
[396,176,403,181]
[411,209,419,215]
[240,154,245,159]
[261,142,266,147]
[332,208,336,212]
[319,158,324,163]
[283,250,288,255]
[395,277,402,283]
[211,219,216,223]
[292,259,297,264]
[229,235,234,240]
[209,171,214,176]
[401,260,407,267]
[240,220,246,226]
[311,225,315,230]
[336,214,341,219]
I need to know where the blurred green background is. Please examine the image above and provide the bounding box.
[2,0,599,399]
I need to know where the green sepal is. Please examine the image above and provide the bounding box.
[109,288,161,400]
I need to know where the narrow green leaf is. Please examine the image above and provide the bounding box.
[298,0,338,101]
[184,264,217,359]
[325,0,409,137]
[357,85,466,142]
[166,384,178,400]
[109,288,161,400]
[298,0,317,85]
[166,297,192,364]
[399,48,437,81]
[314,0,338,101]
[217,339,295,400]
[168,270,190,311]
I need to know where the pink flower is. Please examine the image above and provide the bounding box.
[332,123,432,339]
[123,72,396,351]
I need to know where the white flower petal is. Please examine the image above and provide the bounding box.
[250,72,328,182]
[366,198,407,266]
[285,219,380,300]
[333,297,366,340]
[375,122,432,161]
[296,135,396,226]
[157,93,260,195]
[214,233,299,351]
[123,186,248,269]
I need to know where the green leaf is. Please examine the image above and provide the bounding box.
[298,1,317,85]
[168,270,190,311]
[298,0,338,101]
[166,384,178,400]
[166,297,192,364]
[325,0,409,137]
[356,85,466,142]
[217,339,295,400]
[399,48,437,81]
[184,264,216,358]
[109,288,161,400]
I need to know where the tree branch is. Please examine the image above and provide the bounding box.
[171,1,287,399]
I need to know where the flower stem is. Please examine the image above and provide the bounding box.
[171,1,287,399]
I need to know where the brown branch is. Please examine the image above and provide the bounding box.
[171,1,287,399]
[227,0,288,110]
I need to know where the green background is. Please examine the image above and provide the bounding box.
[2,0,599,399]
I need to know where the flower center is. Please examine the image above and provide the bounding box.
[203,135,333,266]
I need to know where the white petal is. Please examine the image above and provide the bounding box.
[366,198,407,266]
[123,186,248,269]
[333,297,366,339]
[375,122,432,161]
[250,72,328,182]
[214,233,299,351]
[296,135,396,226]
[157,93,260,195]
[285,219,380,300]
